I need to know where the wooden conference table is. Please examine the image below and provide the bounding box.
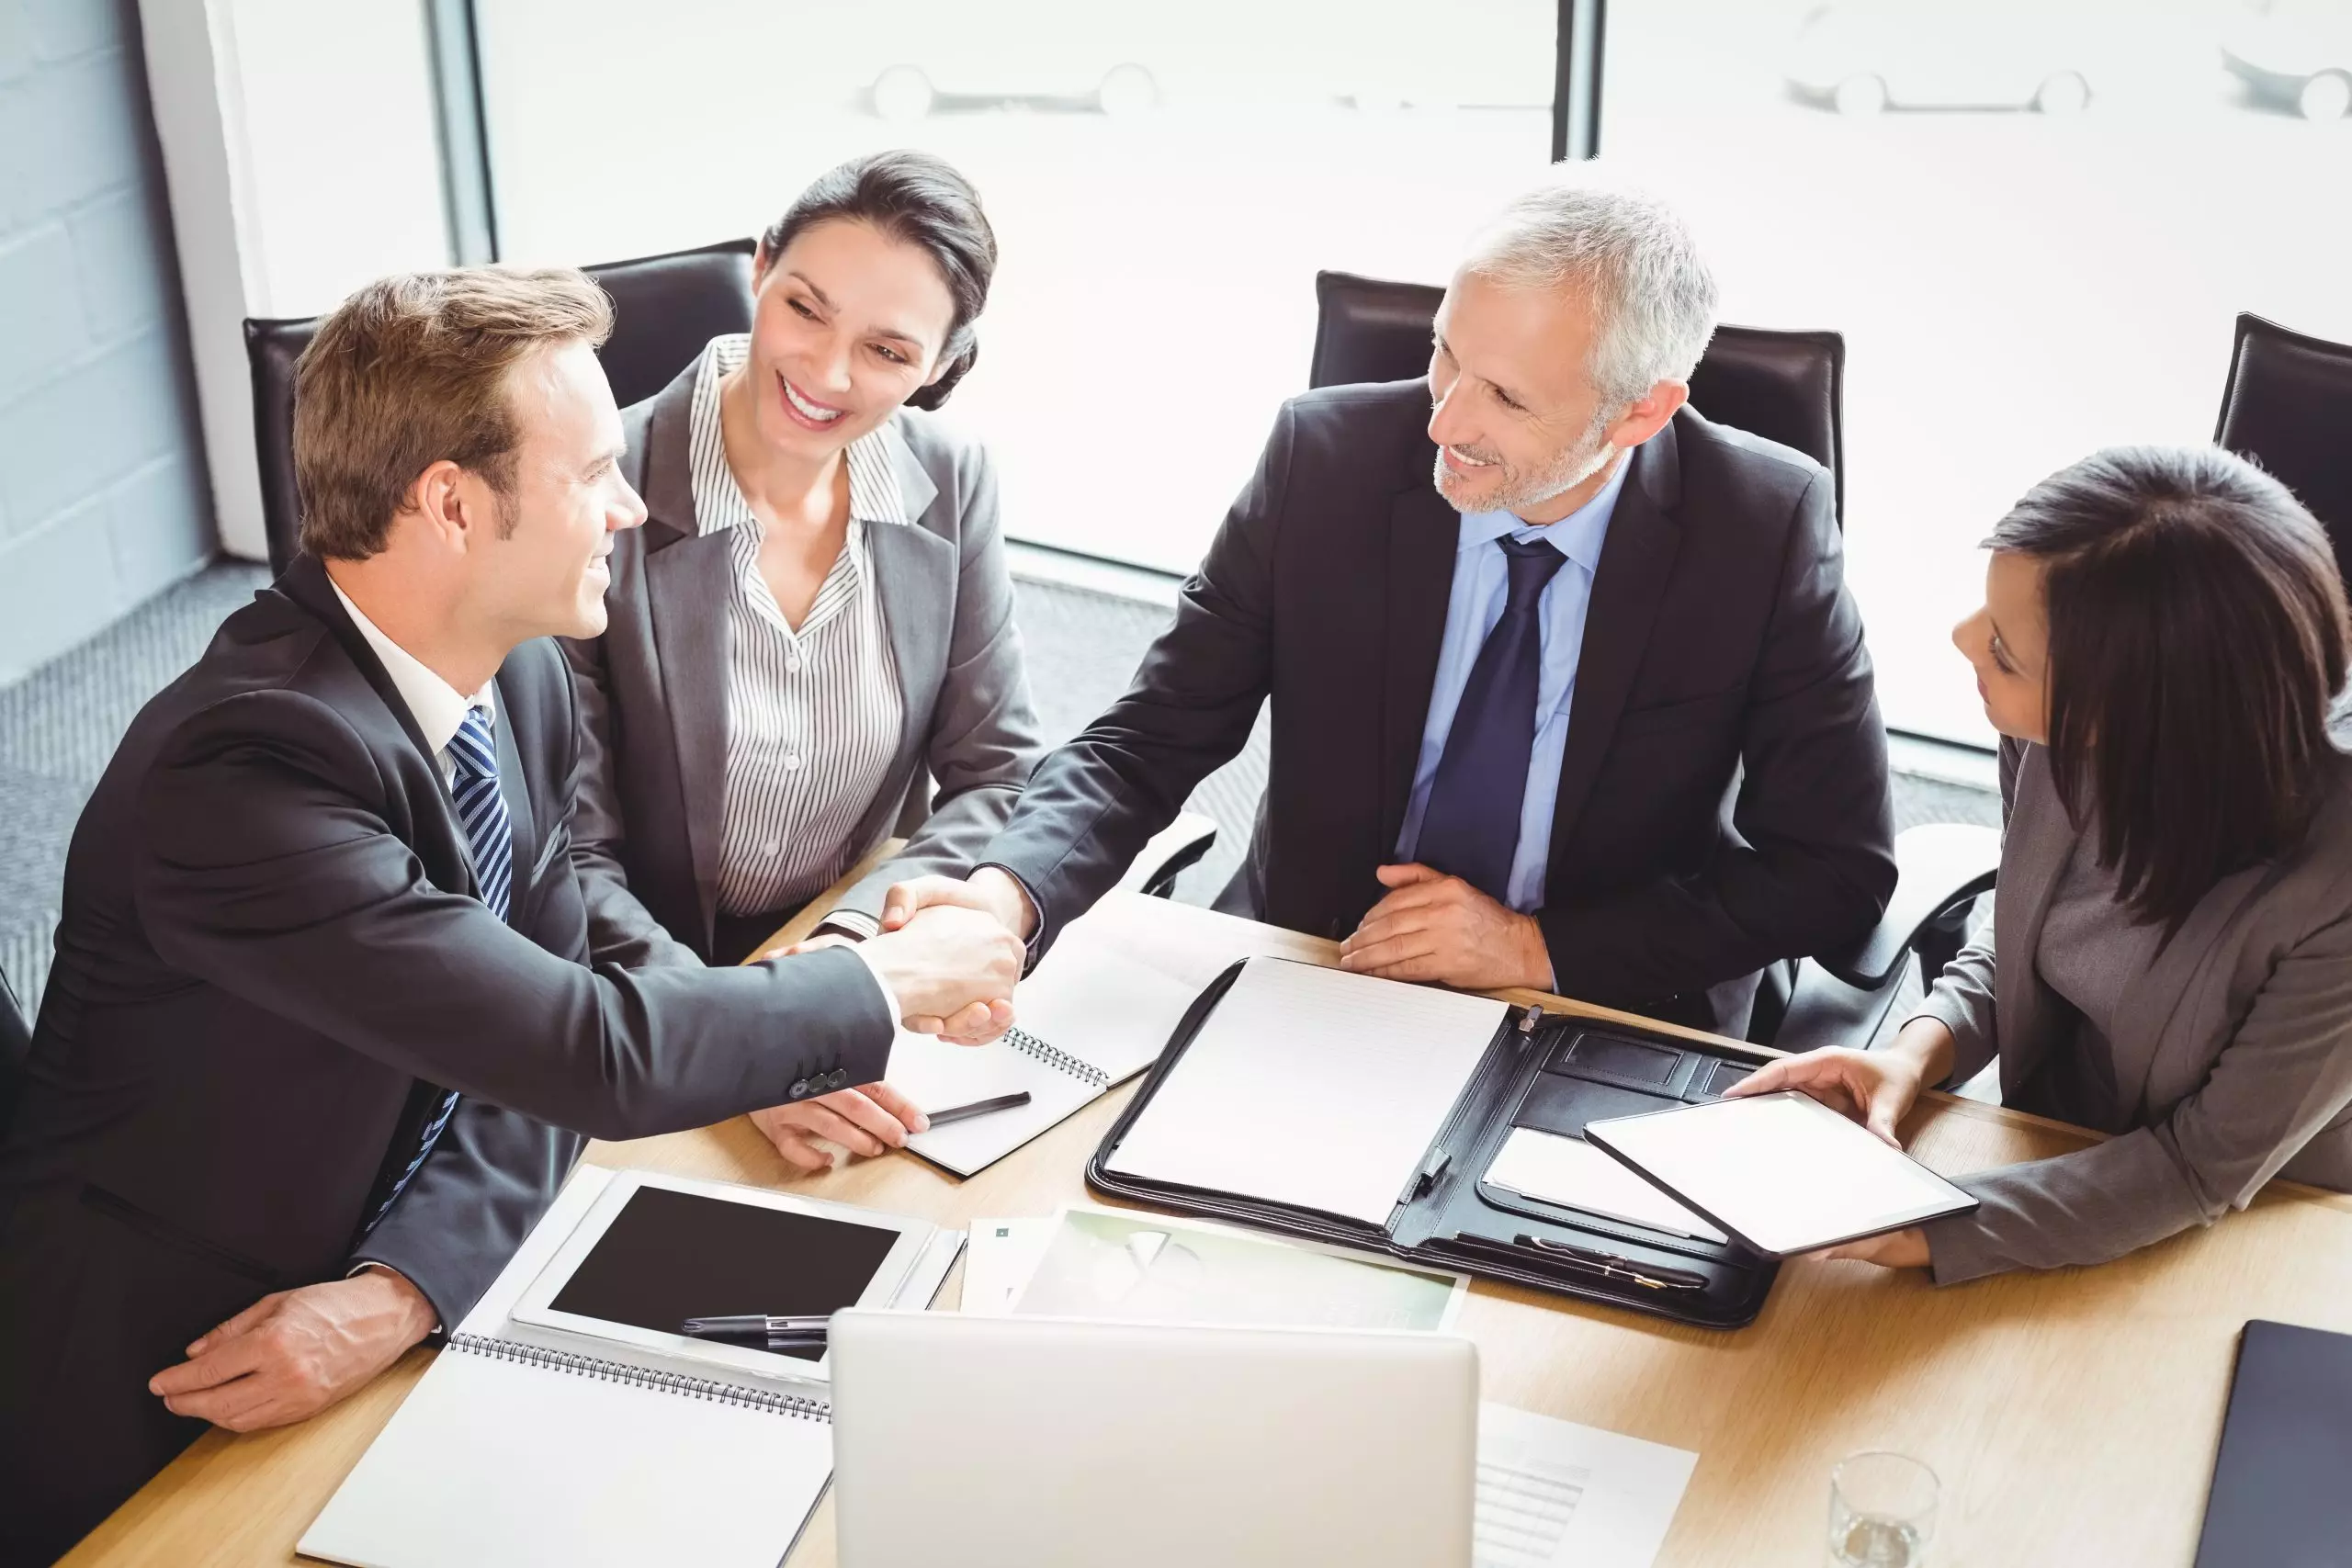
[65,874,2352,1566]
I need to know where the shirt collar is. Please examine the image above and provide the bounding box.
[1455,448,1631,575]
[328,578,494,757]
[687,334,911,538]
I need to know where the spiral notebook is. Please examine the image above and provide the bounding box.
[298,1166,962,1568]
[887,910,1201,1177]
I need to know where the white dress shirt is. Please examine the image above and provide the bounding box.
[329,579,496,785]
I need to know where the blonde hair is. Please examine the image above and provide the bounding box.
[293,267,614,559]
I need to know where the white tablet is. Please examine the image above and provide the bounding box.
[510,1170,933,1381]
[1582,1091,1978,1258]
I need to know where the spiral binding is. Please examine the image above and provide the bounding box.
[447,1334,831,1423]
[1003,1025,1109,1088]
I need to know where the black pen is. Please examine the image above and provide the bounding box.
[922,1090,1032,1128]
[681,1314,831,1345]
[1517,1235,1709,1292]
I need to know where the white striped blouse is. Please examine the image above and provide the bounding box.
[686,334,908,919]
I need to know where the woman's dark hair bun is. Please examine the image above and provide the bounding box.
[906,339,977,412]
[761,150,996,409]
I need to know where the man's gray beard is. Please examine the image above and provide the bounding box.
[1432,422,1617,516]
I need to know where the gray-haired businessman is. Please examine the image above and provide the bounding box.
[895,165,1897,1039]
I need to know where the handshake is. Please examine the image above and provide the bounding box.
[855,868,1040,1044]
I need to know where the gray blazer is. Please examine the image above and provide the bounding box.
[1916,722,2352,1283]
[565,358,1042,969]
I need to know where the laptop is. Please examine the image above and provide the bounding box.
[828,1310,1480,1568]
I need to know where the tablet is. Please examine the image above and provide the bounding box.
[510,1171,932,1381]
[1582,1091,1978,1258]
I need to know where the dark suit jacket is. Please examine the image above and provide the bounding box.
[985,380,1896,1032]
[565,359,1042,969]
[0,556,893,1565]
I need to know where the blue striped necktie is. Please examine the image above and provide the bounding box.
[366,705,512,1232]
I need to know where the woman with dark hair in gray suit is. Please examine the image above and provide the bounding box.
[1735,444,2352,1281]
[568,151,1041,1172]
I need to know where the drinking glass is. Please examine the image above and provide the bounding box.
[1827,1450,1938,1566]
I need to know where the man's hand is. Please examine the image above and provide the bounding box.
[881,869,1038,943]
[860,903,1023,1042]
[147,1269,435,1432]
[1338,863,1554,989]
[752,1081,930,1172]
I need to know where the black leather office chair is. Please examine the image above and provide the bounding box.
[1306,269,1996,1050]
[243,238,760,575]
[0,962,30,1135]
[2214,311,2352,589]
[1306,270,1849,522]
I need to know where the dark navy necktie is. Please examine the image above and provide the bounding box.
[1413,535,1569,904]
[366,706,511,1232]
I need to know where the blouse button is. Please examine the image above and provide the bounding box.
[786,655,803,675]
[762,838,781,857]
[784,752,804,772]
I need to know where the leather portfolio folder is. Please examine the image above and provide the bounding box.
[1087,958,1782,1329]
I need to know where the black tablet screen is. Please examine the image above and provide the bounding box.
[548,1186,900,1360]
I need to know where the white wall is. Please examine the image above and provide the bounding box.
[138,0,450,560]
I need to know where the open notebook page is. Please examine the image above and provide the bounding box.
[1103,959,1508,1227]
[889,915,1202,1176]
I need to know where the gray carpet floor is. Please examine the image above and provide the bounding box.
[0,560,1996,1017]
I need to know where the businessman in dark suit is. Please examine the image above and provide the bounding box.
[890,171,1894,1034]
[0,268,1019,1565]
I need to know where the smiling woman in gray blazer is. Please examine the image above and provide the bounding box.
[1736,445,2352,1282]
[566,152,1040,1172]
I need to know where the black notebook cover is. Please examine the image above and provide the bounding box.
[2193,1319,2352,1568]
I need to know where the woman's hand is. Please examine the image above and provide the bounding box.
[1724,1039,1932,1149]
[1813,1227,1931,1269]
[751,1082,931,1173]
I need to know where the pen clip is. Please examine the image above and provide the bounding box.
[1520,1234,1705,1292]
[1398,1147,1453,1208]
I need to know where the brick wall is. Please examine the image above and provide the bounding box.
[0,0,214,686]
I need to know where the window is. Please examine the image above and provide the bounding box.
[1600,0,2352,741]
[472,0,1561,573]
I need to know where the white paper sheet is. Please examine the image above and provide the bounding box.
[1474,1403,1697,1568]
[958,1216,1057,1316]
[1483,1126,1728,1242]
[1103,959,1508,1226]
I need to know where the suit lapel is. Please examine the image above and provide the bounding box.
[854,517,956,849]
[1379,484,1464,853]
[1990,747,2077,1100]
[1546,427,1685,867]
[645,526,733,923]
[635,366,733,931]
[272,556,479,902]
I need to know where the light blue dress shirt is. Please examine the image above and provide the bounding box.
[1395,457,1629,912]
